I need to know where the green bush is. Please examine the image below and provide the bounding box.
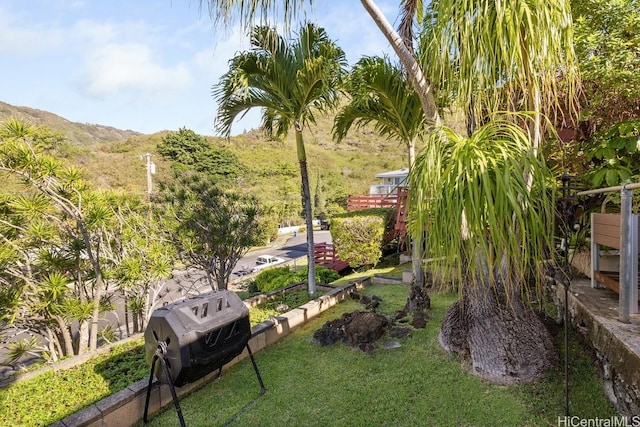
[0,338,146,427]
[316,266,341,283]
[330,208,393,267]
[254,266,340,293]
[249,289,324,325]
[255,266,293,292]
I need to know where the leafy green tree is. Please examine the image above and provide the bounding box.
[0,132,109,352]
[101,194,176,335]
[0,120,176,361]
[158,173,262,290]
[157,127,243,178]
[213,22,347,298]
[0,124,109,356]
[572,0,640,130]
[544,0,640,188]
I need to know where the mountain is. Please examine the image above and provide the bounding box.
[0,101,141,145]
[0,100,408,211]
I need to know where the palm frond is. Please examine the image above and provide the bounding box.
[202,0,312,30]
[421,0,579,124]
[213,21,346,139]
[409,115,554,296]
[334,56,427,150]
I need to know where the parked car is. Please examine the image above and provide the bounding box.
[252,255,285,272]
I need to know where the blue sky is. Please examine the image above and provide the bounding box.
[0,1,397,136]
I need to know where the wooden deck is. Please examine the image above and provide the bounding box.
[347,188,409,244]
[346,194,398,211]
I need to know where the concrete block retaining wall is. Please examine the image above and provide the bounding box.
[554,279,640,416]
[51,279,367,427]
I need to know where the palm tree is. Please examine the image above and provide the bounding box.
[421,0,579,146]
[203,0,580,383]
[333,55,428,293]
[409,0,579,383]
[213,22,347,298]
[410,116,558,383]
[202,0,441,125]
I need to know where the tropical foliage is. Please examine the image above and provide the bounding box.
[421,0,579,132]
[409,118,554,293]
[334,55,427,165]
[572,0,640,129]
[157,173,262,291]
[582,118,640,188]
[213,22,347,298]
[410,117,558,383]
[0,119,175,361]
[157,127,243,179]
[333,54,429,286]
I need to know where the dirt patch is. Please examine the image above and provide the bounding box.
[311,291,429,353]
[311,310,390,354]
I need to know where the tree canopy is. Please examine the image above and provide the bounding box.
[572,0,640,129]
[157,127,243,178]
[157,173,262,291]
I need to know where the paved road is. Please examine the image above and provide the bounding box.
[158,230,333,300]
[234,230,332,275]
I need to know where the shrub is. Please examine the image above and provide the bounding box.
[316,266,341,283]
[330,208,393,267]
[255,267,292,292]
[254,266,340,293]
[0,338,146,427]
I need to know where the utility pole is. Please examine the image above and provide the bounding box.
[141,153,155,198]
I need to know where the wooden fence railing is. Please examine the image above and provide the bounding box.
[591,213,639,304]
[347,194,398,211]
[314,242,349,272]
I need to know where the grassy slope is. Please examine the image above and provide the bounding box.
[142,284,617,427]
[0,100,408,207]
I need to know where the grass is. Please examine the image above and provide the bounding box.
[0,338,147,427]
[0,286,325,427]
[141,283,617,427]
[248,288,326,325]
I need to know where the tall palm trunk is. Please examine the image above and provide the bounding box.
[360,0,441,126]
[295,127,317,298]
[408,138,425,290]
[360,0,438,295]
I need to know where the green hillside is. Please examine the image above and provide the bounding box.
[0,100,409,215]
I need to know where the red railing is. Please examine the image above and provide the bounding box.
[314,242,349,272]
[346,188,408,244]
[347,194,398,211]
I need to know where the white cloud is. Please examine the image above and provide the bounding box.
[81,43,193,99]
[71,19,119,46]
[0,5,64,55]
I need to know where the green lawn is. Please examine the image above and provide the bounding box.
[141,283,617,427]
